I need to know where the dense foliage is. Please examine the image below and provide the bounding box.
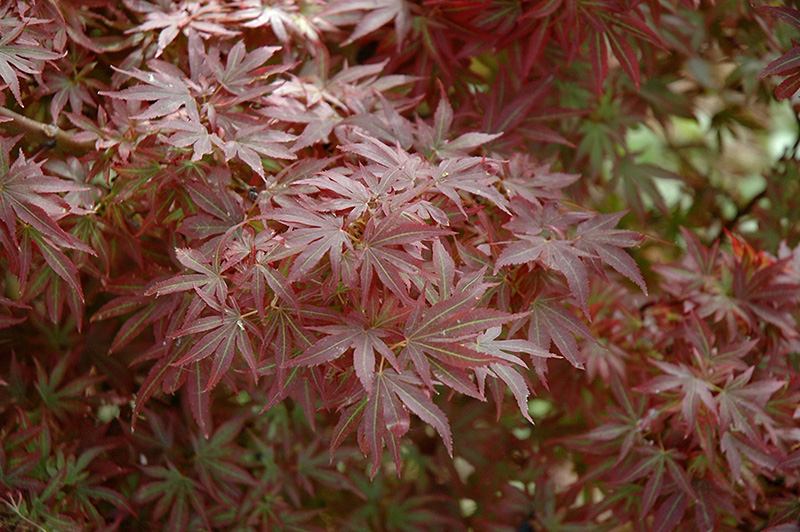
[1,1,800,530]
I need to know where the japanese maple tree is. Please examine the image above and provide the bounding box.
[1,0,800,531]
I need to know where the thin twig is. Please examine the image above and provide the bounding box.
[0,107,96,154]
[724,189,767,233]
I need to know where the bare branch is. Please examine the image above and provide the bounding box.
[0,107,96,154]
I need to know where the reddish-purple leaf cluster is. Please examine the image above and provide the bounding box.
[566,231,800,531]
[1,0,798,531]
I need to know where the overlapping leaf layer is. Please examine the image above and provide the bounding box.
[1,1,799,531]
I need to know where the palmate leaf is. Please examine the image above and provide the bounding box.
[357,213,452,305]
[265,96,342,150]
[720,430,779,485]
[286,320,397,395]
[614,157,675,219]
[526,296,595,372]
[190,418,260,501]
[33,354,103,423]
[478,73,553,140]
[108,295,181,354]
[401,285,516,388]
[179,181,244,243]
[614,445,696,522]
[0,146,94,312]
[126,0,236,58]
[0,23,64,105]
[103,62,201,122]
[171,301,261,391]
[236,484,328,532]
[729,254,800,339]
[43,59,104,119]
[413,82,501,158]
[351,370,452,479]
[499,202,644,314]
[344,91,415,149]
[715,367,784,443]
[575,212,647,294]
[161,119,217,161]
[217,126,296,177]
[498,156,579,206]
[636,360,716,428]
[135,461,210,531]
[37,267,84,329]
[0,148,91,252]
[238,1,315,44]
[498,234,594,315]
[661,229,799,339]
[249,260,300,320]
[285,293,405,394]
[340,134,422,184]
[428,157,510,215]
[214,40,281,94]
[269,207,353,281]
[37,444,135,522]
[472,326,552,366]
[297,169,373,223]
[146,248,228,312]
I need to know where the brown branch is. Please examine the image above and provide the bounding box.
[0,107,96,155]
